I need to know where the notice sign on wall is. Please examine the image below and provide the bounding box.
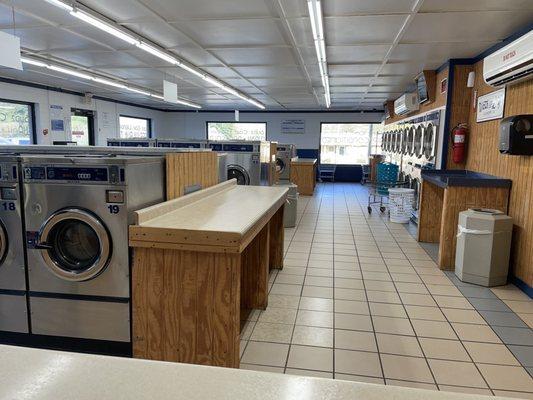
[477,88,506,122]
[50,105,64,132]
[281,119,305,134]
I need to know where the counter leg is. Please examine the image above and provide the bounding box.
[269,205,285,271]
[241,222,270,311]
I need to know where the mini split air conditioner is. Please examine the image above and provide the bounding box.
[394,93,419,116]
[484,30,533,87]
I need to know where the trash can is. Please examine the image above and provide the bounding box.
[275,182,298,228]
[455,208,513,287]
[388,188,415,223]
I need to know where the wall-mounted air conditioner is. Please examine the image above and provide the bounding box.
[484,30,533,87]
[394,93,419,116]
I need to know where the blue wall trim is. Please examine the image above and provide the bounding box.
[510,276,533,299]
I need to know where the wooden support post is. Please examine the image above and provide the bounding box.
[417,180,444,243]
[241,222,270,312]
[269,204,285,271]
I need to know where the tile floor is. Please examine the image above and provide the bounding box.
[240,183,533,399]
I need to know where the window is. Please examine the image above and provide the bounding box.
[119,116,151,139]
[0,100,33,145]
[320,123,379,165]
[207,122,266,141]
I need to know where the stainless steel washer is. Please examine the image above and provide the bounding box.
[208,141,271,186]
[0,154,28,334]
[22,154,165,344]
[276,144,297,181]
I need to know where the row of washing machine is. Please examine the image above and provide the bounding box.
[108,138,297,187]
[0,145,212,355]
[380,110,445,218]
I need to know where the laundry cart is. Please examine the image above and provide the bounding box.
[366,163,407,214]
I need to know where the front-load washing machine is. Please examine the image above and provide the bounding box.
[0,154,28,335]
[156,138,208,149]
[22,154,165,354]
[208,141,271,186]
[276,144,297,181]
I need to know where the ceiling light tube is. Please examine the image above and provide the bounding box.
[126,87,151,96]
[21,57,48,68]
[92,77,126,89]
[48,65,93,80]
[178,63,205,79]
[150,94,164,100]
[135,42,178,65]
[307,1,318,40]
[315,0,324,40]
[203,75,226,89]
[44,0,73,12]
[70,9,138,45]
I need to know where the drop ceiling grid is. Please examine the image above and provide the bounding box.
[0,0,532,109]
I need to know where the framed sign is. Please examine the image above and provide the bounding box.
[281,119,305,134]
[477,88,506,122]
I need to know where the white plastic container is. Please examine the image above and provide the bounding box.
[388,188,415,223]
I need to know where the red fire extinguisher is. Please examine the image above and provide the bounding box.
[452,123,468,163]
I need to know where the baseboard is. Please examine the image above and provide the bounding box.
[510,276,533,299]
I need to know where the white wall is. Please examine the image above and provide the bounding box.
[0,81,166,145]
[159,111,383,149]
[1,80,383,149]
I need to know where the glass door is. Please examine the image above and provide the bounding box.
[70,109,95,146]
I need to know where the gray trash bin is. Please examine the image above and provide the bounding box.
[276,182,298,228]
[455,208,513,287]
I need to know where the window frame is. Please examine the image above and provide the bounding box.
[205,121,268,141]
[0,98,36,145]
[119,114,152,139]
[319,122,376,166]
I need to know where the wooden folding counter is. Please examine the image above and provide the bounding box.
[290,158,317,196]
[418,170,511,270]
[129,180,288,368]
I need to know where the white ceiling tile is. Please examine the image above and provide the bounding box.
[210,47,296,66]
[421,0,533,12]
[324,0,415,15]
[330,76,373,85]
[327,45,391,63]
[174,19,285,47]
[233,66,302,79]
[403,11,533,43]
[326,15,407,44]
[389,42,499,63]
[329,64,380,76]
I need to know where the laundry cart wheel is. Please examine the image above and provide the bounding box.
[367,206,372,214]
[380,206,386,213]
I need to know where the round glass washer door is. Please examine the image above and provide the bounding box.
[227,165,250,185]
[276,157,286,174]
[423,123,436,160]
[414,126,424,158]
[0,222,7,265]
[407,127,415,155]
[38,208,111,282]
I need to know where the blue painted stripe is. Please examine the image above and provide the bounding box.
[510,276,533,299]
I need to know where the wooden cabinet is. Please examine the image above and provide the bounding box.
[290,158,317,196]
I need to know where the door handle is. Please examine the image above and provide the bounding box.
[35,242,52,250]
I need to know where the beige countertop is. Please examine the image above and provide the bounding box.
[0,345,509,400]
[291,158,317,165]
[129,180,289,251]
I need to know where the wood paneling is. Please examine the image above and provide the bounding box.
[385,67,449,125]
[241,223,269,311]
[290,162,316,196]
[132,248,241,367]
[460,61,533,286]
[166,152,219,200]
[446,65,475,170]
[438,186,509,270]
[417,180,444,243]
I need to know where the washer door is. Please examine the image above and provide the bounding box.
[414,126,424,158]
[401,129,409,154]
[0,222,7,265]
[276,157,286,174]
[423,123,436,160]
[407,127,415,155]
[38,208,111,282]
[227,165,250,185]
[412,178,421,210]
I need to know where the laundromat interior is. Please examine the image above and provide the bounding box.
[0,1,532,399]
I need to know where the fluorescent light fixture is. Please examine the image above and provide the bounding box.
[92,77,126,89]
[126,87,151,96]
[176,99,202,109]
[203,75,226,89]
[308,0,330,108]
[135,42,178,65]
[21,57,48,68]
[70,9,138,45]
[49,65,93,80]
[44,0,73,11]
[179,63,205,79]
[150,94,164,100]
